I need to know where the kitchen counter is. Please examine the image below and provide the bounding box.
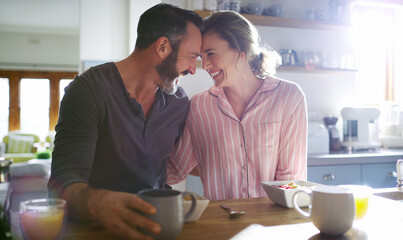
[308,148,403,166]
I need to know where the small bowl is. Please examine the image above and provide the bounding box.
[261,180,321,208]
[183,192,209,222]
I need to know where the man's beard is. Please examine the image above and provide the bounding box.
[156,49,180,95]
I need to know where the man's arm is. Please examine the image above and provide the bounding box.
[62,182,161,240]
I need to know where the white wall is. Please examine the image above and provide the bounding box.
[0,0,80,71]
[0,32,79,71]
[79,0,130,70]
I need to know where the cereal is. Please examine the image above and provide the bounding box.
[277,182,301,189]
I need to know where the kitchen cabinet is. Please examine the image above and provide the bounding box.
[195,10,356,73]
[308,164,362,185]
[308,163,398,188]
[362,163,397,188]
[307,149,402,188]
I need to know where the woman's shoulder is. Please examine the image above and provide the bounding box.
[264,76,304,94]
[189,88,212,103]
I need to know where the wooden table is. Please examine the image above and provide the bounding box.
[58,191,403,240]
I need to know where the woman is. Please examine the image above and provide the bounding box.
[168,11,307,200]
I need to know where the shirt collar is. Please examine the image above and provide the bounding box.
[208,76,281,97]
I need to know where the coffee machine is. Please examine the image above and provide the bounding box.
[341,107,381,151]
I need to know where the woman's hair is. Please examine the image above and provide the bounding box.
[203,11,281,78]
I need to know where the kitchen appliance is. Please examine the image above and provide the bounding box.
[379,102,403,148]
[308,122,329,154]
[341,107,381,150]
[323,116,341,151]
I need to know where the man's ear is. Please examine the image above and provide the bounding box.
[155,36,172,59]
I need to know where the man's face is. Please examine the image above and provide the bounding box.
[156,48,180,95]
[156,22,202,95]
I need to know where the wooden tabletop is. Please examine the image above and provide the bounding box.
[8,188,403,240]
[58,191,403,240]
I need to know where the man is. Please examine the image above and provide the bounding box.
[48,4,203,240]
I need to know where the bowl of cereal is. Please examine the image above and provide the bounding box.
[261,180,322,208]
[183,192,209,222]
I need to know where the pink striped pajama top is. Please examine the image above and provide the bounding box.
[167,76,308,200]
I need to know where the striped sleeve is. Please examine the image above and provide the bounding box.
[275,84,307,181]
[166,116,198,185]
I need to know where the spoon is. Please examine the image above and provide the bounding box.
[220,204,246,218]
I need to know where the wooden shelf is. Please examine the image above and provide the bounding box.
[277,65,358,73]
[195,10,352,31]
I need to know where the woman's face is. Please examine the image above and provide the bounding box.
[200,31,241,87]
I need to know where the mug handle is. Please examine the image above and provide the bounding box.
[292,189,312,219]
[183,191,196,221]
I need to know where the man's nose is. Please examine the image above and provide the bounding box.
[188,59,197,75]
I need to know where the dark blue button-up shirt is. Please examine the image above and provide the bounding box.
[48,62,189,196]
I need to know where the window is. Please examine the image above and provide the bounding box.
[0,70,77,141]
[59,79,73,102]
[20,78,50,141]
[0,78,9,139]
[352,2,402,107]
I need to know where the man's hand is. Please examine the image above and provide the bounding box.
[62,183,161,240]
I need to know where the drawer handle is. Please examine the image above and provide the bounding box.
[387,171,397,178]
[322,173,335,181]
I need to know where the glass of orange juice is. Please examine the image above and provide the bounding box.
[338,185,372,220]
[20,198,66,240]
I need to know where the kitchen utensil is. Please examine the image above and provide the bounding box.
[220,204,246,218]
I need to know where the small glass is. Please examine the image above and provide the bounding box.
[20,198,66,240]
[338,185,372,220]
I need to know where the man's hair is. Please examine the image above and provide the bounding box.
[135,3,204,51]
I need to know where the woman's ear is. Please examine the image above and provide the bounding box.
[155,36,172,59]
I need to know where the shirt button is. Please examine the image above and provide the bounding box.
[242,165,246,170]
[243,188,247,192]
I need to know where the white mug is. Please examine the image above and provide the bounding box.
[292,185,355,235]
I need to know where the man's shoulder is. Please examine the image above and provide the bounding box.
[80,62,115,80]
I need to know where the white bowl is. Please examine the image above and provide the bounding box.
[183,192,209,222]
[261,180,321,208]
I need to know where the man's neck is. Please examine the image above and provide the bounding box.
[115,50,160,119]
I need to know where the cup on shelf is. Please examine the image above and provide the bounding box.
[241,2,264,15]
[218,0,240,12]
[262,4,284,17]
[304,51,321,70]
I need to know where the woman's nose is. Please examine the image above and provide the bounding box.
[202,58,211,70]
